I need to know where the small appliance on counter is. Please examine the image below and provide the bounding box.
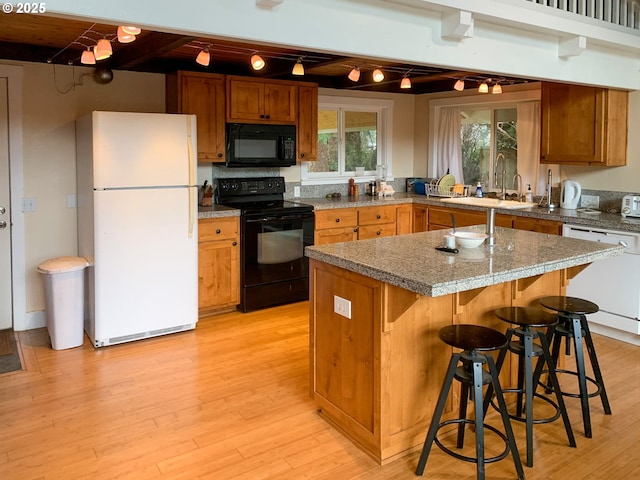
[621,194,640,218]
[560,179,581,209]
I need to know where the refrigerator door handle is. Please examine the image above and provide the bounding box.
[186,116,195,238]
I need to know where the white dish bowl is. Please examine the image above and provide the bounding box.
[453,231,488,248]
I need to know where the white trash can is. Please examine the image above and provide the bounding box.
[37,256,89,350]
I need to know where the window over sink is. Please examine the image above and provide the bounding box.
[301,95,393,185]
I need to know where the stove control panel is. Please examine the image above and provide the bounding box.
[216,177,285,197]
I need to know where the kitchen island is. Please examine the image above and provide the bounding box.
[305,226,622,463]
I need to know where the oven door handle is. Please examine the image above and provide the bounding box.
[245,212,314,223]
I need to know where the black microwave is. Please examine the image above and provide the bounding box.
[226,123,296,168]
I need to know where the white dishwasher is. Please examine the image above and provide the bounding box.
[563,224,640,345]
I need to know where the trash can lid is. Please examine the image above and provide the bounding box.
[37,256,90,274]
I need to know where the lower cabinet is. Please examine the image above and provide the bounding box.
[513,216,563,235]
[428,206,512,230]
[314,205,403,245]
[198,217,240,315]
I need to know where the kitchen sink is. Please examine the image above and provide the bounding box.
[440,197,537,209]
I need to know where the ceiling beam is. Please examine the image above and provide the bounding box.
[110,32,196,69]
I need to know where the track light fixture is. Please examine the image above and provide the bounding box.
[478,81,489,93]
[117,26,136,43]
[251,53,265,70]
[492,83,502,94]
[80,47,96,65]
[348,66,360,82]
[93,38,112,60]
[454,79,465,91]
[372,68,384,83]
[196,47,211,66]
[400,75,411,89]
[120,26,141,35]
[292,58,304,76]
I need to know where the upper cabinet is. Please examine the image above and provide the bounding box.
[540,82,628,166]
[297,83,318,161]
[226,76,298,124]
[166,71,226,163]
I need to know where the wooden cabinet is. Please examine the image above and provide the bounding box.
[198,217,240,315]
[513,217,562,235]
[395,204,412,235]
[226,76,297,124]
[166,71,226,163]
[314,205,400,244]
[412,204,428,233]
[297,83,318,161]
[428,206,512,230]
[541,82,628,166]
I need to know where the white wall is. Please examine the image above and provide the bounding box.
[14,61,164,329]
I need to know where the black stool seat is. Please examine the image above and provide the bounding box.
[416,324,524,480]
[539,295,611,438]
[539,296,599,316]
[439,324,508,351]
[488,306,576,467]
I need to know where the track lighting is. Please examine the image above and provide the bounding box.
[80,47,96,65]
[196,48,211,66]
[120,26,141,36]
[492,83,502,94]
[117,26,136,44]
[93,38,112,60]
[292,58,304,76]
[454,79,465,91]
[372,68,384,82]
[400,76,411,89]
[251,53,265,70]
[478,81,489,93]
[348,66,360,82]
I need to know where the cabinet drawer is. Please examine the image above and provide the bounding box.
[199,217,239,242]
[358,205,396,225]
[429,207,484,228]
[315,209,358,230]
[315,226,358,245]
[358,222,397,240]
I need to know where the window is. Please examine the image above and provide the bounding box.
[301,95,393,184]
[429,89,541,193]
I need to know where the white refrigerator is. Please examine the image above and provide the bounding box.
[76,111,198,347]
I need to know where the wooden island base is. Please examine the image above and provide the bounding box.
[309,259,575,464]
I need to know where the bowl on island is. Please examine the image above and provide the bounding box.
[453,231,488,248]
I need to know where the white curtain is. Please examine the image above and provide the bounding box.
[517,101,544,195]
[436,106,464,183]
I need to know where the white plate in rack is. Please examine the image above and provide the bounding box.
[437,174,456,195]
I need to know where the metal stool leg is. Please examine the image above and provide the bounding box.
[523,331,534,467]
[580,315,612,415]
[416,353,460,475]
[570,315,593,438]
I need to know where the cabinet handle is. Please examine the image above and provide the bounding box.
[265,115,270,119]
[217,153,223,158]
[216,229,221,234]
[300,153,305,158]
[376,214,381,219]
[232,241,237,246]
[335,218,340,223]
[260,114,265,119]
[354,227,358,232]
[376,230,381,235]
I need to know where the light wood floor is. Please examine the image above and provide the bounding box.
[1,301,639,479]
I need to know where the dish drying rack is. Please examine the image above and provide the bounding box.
[424,183,469,198]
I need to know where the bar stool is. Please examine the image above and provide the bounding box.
[539,296,611,438]
[486,307,576,467]
[415,324,524,480]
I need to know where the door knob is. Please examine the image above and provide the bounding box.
[0,220,7,229]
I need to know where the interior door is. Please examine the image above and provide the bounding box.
[0,77,12,329]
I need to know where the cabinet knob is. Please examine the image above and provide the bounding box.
[376,214,381,219]
[376,230,381,235]
[354,228,358,233]
[217,153,223,158]
[335,218,340,223]
[232,241,237,246]
[300,153,305,158]
[216,229,221,234]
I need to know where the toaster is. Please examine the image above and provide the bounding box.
[621,195,640,218]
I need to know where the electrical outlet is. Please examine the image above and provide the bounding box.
[334,295,352,319]
[22,197,36,212]
[294,186,301,198]
[581,195,599,209]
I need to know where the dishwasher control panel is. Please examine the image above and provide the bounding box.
[563,224,640,254]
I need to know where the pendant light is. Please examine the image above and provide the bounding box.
[492,83,503,94]
[372,68,384,82]
[196,48,211,67]
[93,38,112,60]
[454,79,465,91]
[478,81,489,93]
[251,53,265,70]
[347,66,360,82]
[117,26,136,44]
[400,76,411,89]
[80,47,96,65]
[292,58,304,76]
[120,26,141,35]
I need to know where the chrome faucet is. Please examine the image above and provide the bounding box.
[513,172,523,202]
[495,153,507,200]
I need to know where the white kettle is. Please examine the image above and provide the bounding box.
[560,180,581,209]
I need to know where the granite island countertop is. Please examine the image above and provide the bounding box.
[305,225,623,297]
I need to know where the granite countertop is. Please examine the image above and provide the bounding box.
[196,192,640,234]
[305,225,623,297]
